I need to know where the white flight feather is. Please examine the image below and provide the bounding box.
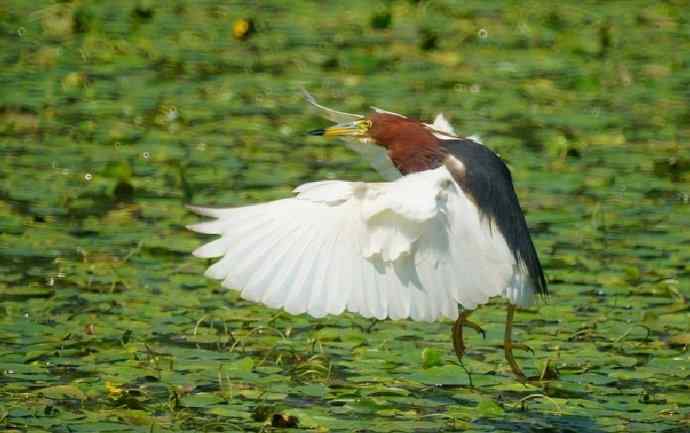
[189,166,536,321]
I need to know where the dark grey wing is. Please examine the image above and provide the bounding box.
[442,139,548,296]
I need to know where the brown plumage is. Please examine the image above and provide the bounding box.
[367,113,444,175]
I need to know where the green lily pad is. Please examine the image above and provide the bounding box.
[406,365,471,386]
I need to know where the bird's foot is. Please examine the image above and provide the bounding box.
[504,340,528,382]
[504,303,530,382]
[500,341,534,354]
[461,319,487,339]
[452,310,486,362]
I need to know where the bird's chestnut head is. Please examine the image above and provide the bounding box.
[310,112,444,175]
[309,112,438,150]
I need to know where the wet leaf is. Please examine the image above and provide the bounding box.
[407,364,471,386]
[667,334,690,347]
[38,384,86,401]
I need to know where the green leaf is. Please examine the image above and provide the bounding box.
[38,384,86,401]
[406,365,470,386]
[476,399,505,417]
[180,393,225,408]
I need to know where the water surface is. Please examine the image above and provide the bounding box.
[1,1,689,432]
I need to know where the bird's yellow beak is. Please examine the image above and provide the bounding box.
[308,120,372,137]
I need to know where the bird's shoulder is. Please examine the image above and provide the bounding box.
[438,138,516,210]
[441,138,512,183]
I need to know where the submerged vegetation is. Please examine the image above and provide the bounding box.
[1,1,689,432]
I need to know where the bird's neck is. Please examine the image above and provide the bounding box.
[388,140,444,175]
[367,114,445,175]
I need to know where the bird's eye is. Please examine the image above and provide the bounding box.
[357,120,372,133]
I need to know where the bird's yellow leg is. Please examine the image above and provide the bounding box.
[452,309,486,362]
[504,304,528,381]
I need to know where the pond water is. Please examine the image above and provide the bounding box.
[1,1,689,432]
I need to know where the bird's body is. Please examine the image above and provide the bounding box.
[188,93,547,380]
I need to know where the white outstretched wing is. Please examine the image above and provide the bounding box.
[188,167,532,322]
